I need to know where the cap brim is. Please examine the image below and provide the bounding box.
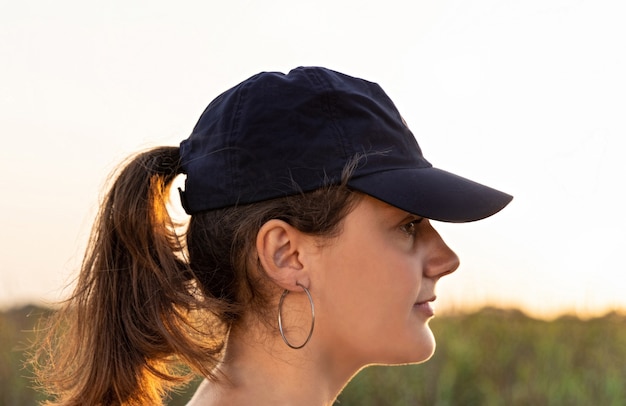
[348,167,513,223]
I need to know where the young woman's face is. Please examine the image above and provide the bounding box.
[311,195,460,367]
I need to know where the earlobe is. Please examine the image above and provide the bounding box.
[256,219,308,290]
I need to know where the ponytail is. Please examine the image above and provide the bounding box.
[32,147,226,405]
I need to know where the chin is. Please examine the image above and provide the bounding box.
[410,326,437,364]
[416,342,437,363]
[374,345,436,367]
[379,329,437,366]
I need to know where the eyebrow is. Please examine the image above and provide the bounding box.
[399,213,424,224]
[367,196,423,223]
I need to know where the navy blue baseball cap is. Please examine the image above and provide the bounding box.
[179,66,512,222]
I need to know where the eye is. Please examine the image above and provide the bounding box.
[400,217,423,237]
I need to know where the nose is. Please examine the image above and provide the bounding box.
[423,223,460,280]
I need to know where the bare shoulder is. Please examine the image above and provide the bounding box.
[185,379,212,406]
[185,378,251,406]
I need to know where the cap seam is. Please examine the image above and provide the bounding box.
[307,68,351,163]
[228,78,249,201]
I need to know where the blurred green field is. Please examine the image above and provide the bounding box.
[2,306,625,405]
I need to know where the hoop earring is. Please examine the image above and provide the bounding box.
[277,282,315,350]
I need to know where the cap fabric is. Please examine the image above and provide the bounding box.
[179,66,512,222]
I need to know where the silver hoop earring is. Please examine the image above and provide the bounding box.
[277,282,315,350]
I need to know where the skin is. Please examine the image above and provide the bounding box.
[188,194,460,406]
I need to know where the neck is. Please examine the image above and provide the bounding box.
[191,320,360,406]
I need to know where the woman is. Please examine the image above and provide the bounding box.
[34,67,512,405]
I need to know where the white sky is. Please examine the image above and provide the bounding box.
[1,0,625,318]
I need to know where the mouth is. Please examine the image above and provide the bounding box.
[414,296,436,317]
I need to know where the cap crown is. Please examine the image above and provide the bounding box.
[180,67,430,213]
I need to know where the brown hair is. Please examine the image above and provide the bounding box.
[31,146,361,405]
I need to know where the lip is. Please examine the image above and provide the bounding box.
[414,296,436,318]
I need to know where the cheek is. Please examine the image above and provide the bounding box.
[371,246,423,297]
[334,245,422,322]
[336,243,401,289]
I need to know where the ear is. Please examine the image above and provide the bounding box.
[256,219,311,291]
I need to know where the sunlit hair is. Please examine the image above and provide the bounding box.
[30,146,362,405]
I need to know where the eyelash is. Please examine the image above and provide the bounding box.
[400,218,423,236]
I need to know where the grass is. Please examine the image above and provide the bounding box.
[2,306,625,405]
